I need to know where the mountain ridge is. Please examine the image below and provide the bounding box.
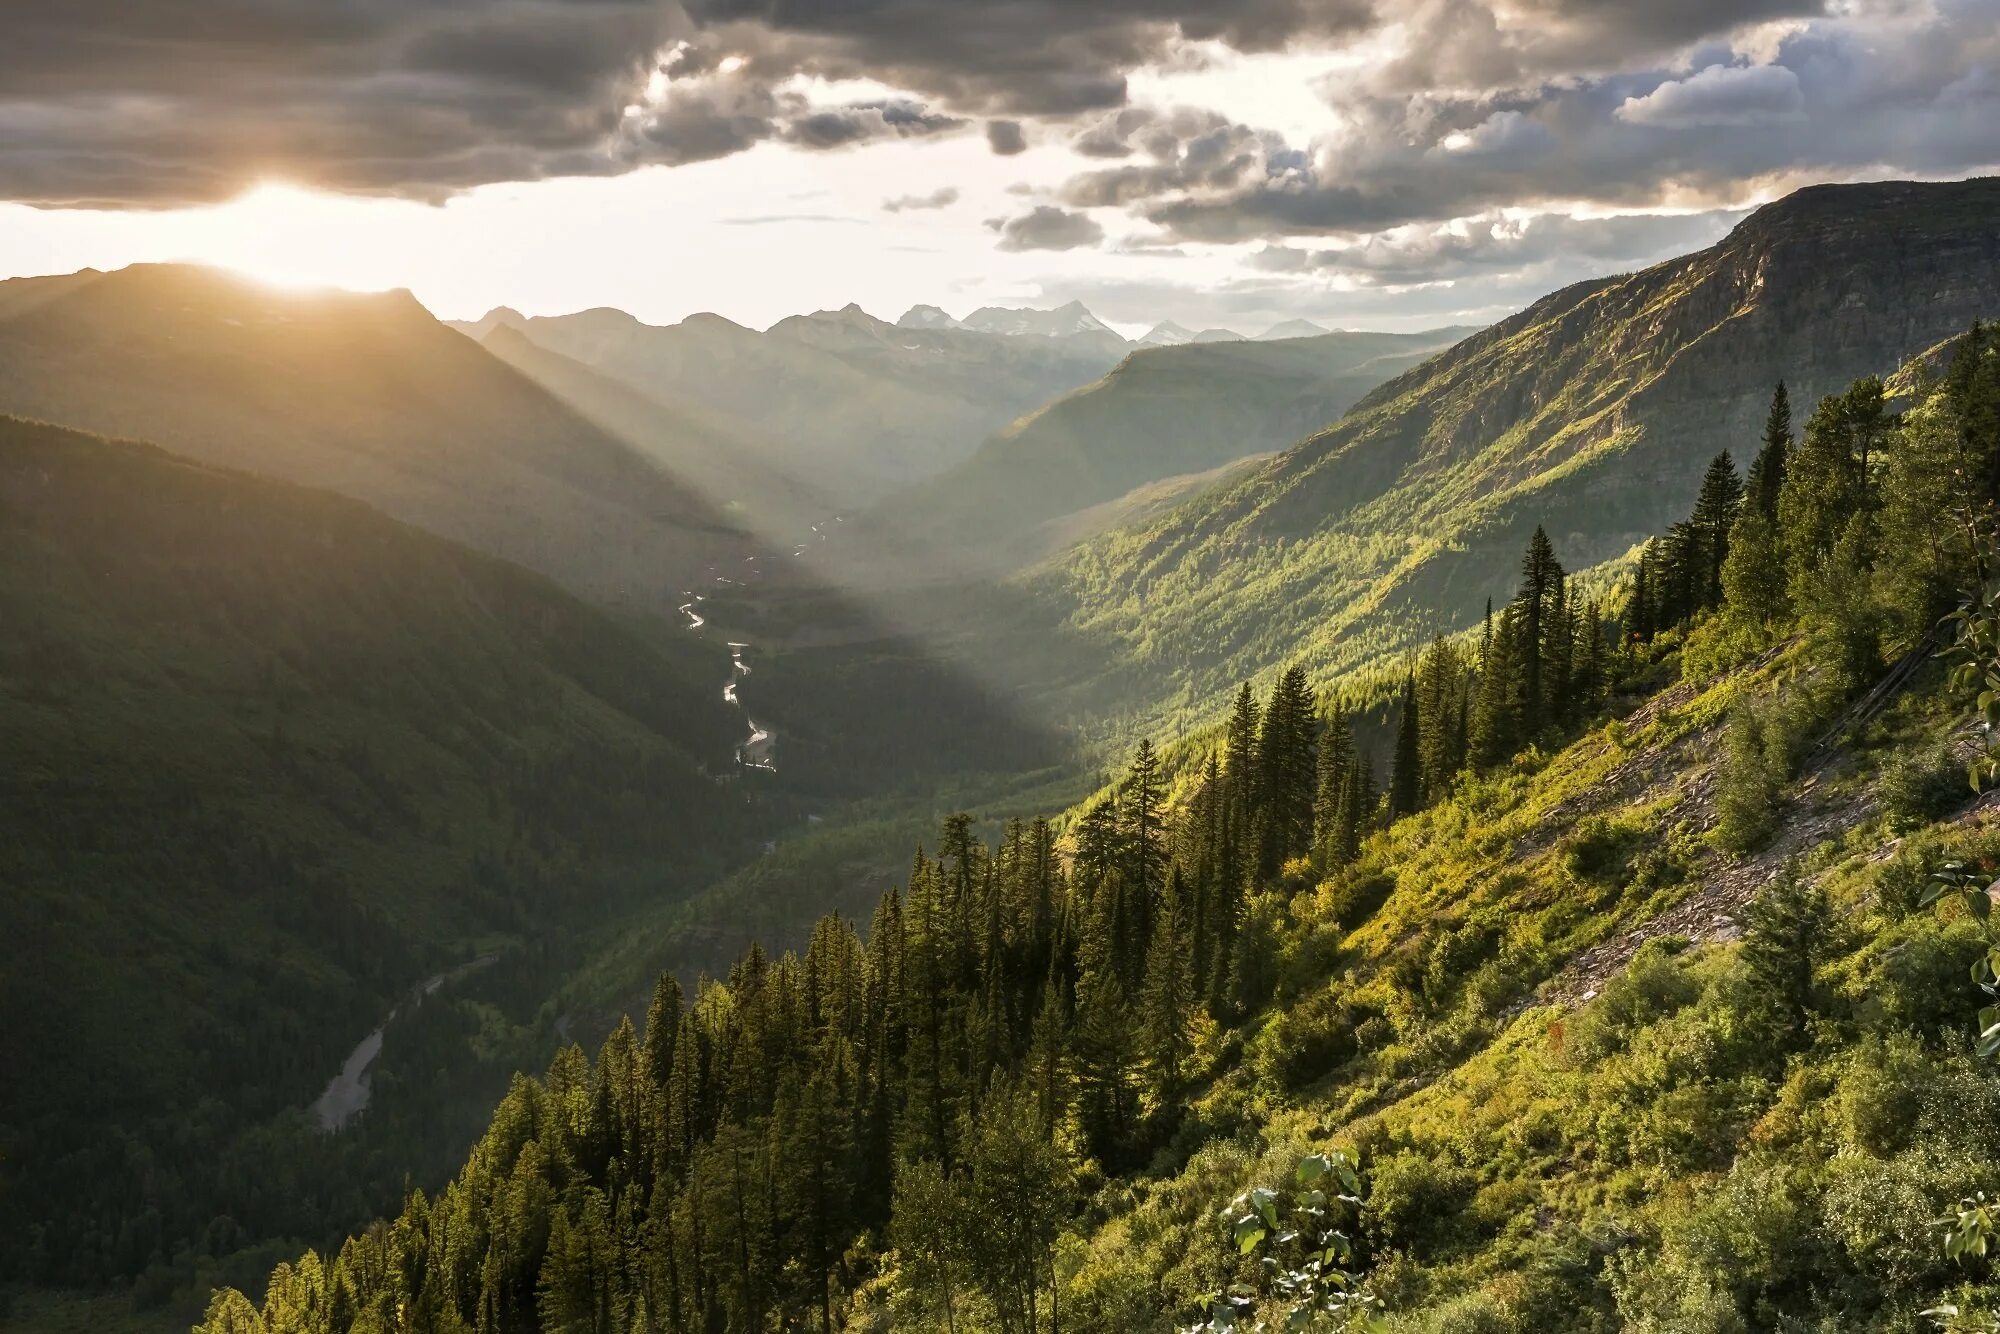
[0,264,754,609]
[874,324,1481,573]
[1006,176,2000,743]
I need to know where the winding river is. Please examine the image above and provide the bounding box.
[310,957,494,1132]
[680,591,775,773]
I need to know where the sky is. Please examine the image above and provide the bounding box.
[1,1,1997,336]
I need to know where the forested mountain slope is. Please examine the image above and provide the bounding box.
[0,417,771,1304]
[474,324,832,538]
[879,325,1478,572]
[190,327,2000,1332]
[1015,177,2000,741]
[462,302,1123,506]
[0,265,751,606]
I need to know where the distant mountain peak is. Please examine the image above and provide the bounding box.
[1136,320,1244,346]
[678,311,751,334]
[961,301,1120,340]
[1257,318,1329,341]
[898,304,963,330]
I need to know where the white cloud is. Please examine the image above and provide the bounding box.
[1615,63,1807,128]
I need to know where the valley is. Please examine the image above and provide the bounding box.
[8,172,2000,1334]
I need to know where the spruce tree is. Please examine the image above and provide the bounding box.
[1630,544,1655,643]
[1779,380,1886,594]
[1414,636,1465,802]
[1223,681,1261,828]
[1333,748,1376,867]
[1072,966,1140,1168]
[1741,864,1830,1048]
[1747,381,1792,519]
[1575,600,1605,709]
[1517,527,1562,732]
[1388,672,1422,818]
[1690,451,1745,608]
[1542,571,1572,722]
[1120,738,1166,919]
[1140,891,1195,1109]
[1312,701,1353,860]
[644,973,684,1091]
[1468,605,1522,768]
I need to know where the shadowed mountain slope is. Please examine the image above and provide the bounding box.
[0,414,765,1290]
[475,323,832,538]
[0,264,751,608]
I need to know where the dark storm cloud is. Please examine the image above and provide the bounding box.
[0,0,1380,205]
[1361,0,1825,98]
[990,205,1106,251]
[986,120,1029,156]
[676,0,1380,114]
[782,100,966,149]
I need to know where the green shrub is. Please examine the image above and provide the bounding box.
[1421,923,1501,1013]
[1252,988,1360,1090]
[1367,1150,1474,1258]
[1821,1143,1986,1292]
[1406,1290,1511,1334]
[1564,940,1700,1067]
[1322,869,1396,928]
[1880,744,1968,825]
[1860,914,1987,1039]
[1713,697,1797,854]
[1562,815,1648,885]
[1838,1034,1929,1156]
[1680,615,1770,685]
[1871,841,1939,920]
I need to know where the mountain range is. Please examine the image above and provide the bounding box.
[11,174,2000,1334]
[454,301,1127,508]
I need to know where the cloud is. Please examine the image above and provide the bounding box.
[0,0,1393,206]
[1060,107,1295,208]
[986,120,1029,155]
[1078,0,2000,243]
[722,213,869,226]
[991,205,1106,251]
[883,186,961,212]
[1616,64,1806,127]
[0,0,1991,234]
[1248,209,1743,284]
[781,100,967,149]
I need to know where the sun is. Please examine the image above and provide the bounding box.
[174,180,411,295]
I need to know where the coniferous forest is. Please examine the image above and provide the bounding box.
[158,327,2000,1331]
